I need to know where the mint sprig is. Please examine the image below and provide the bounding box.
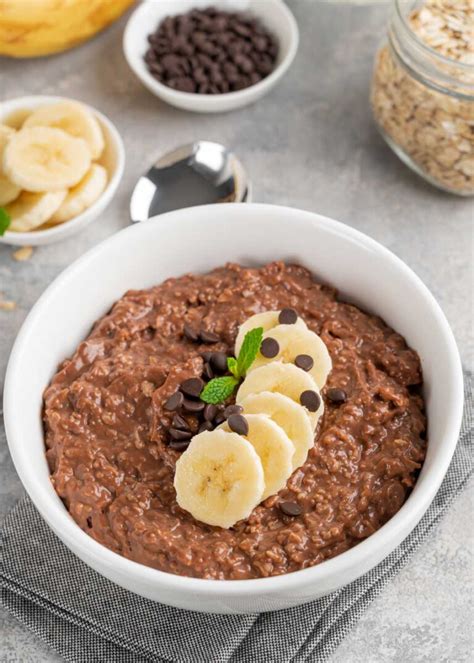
[200,376,239,404]
[0,208,11,236]
[200,326,263,404]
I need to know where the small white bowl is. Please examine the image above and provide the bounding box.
[0,95,125,246]
[3,204,464,613]
[123,0,299,113]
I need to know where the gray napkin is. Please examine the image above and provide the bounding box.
[1,374,472,663]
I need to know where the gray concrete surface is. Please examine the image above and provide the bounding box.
[1,1,472,661]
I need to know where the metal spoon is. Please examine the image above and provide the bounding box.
[130,140,251,223]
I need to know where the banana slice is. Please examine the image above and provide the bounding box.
[174,429,264,529]
[218,413,294,500]
[0,124,15,146]
[6,190,66,232]
[235,310,307,355]
[236,361,323,428]
[241,392,314,469]
[250,324,332,389]
[3,127,91,192]
[0,174,20,206]
[49,164,108,224]
[0,125,21,205]
[23,101,105,160]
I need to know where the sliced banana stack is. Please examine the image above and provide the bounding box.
[174,308,332,529]
[1,99,108,234]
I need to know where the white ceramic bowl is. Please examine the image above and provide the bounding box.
[0,95,125,246]
[4,204,463,613]
[123,0,299,113]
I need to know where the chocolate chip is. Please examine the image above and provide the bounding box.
[182,398,206,413]
[295,354,314,372]
[172,414,189,430]
[183,324,199,342]
[169,428,192,441]
[326,388,347,404]
[201,351,213,362]
[169,440,191,451]
[278,308,298,324]
[223,404,243,418]
[198,421,214,433]
[227,414,249,436]
[180,377,204,399]
[202,362,214,381]
[260,337,279,358]
[144,8,277,95]
[214,413,226,425]
[280,501,302,516]
[210,352,228,373]
[164,391,184,411]
[300,390,321,412]
[199,329,220,344]
[203,403,218,422]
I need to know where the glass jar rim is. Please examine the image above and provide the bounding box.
[395,0,474,72]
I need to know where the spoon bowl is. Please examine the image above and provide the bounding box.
[130,141,250,223]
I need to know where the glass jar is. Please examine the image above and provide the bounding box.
[370,0,474,196]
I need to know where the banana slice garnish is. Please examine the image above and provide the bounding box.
[235,310,306,355]
[240,391,315,469]
[236,361,323,428]
[218,413,294,500]
[249,324,332,390]
[174,429,264,529]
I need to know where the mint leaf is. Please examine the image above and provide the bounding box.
[227,357,239,378]
[236,326,263,377]
[200,376,239,404]
[0,208,11,236]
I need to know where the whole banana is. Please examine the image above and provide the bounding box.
[0,0,135,58]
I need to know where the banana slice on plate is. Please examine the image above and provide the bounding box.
[6,190,67,232]
[174,429,264,529]
[241,391,314,469]
[23,101,105,160]
[49,164,108,225]
[3,127,91,192]
[250,324,332,389]
[235,310,307,355]
[236,361,323,428]
[0,125,21,206]
[219,413,294,500]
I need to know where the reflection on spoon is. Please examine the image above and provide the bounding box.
[130,141,250,223]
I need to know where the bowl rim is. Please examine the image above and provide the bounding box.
[123,0,299,105]
[3,203,464,597]
[0,94,125,244]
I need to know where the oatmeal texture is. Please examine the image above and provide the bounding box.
[44,263,426,580]
[371,0,474,195]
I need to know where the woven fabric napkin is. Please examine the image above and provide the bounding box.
[1,374,472,663]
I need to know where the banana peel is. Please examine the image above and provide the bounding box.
[0,0,135,58]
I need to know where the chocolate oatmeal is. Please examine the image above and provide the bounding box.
[43,262,426,579]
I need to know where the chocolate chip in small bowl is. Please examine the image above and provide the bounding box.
[143,7,279,96]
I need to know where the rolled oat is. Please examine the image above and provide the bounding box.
[371,0,474,195]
